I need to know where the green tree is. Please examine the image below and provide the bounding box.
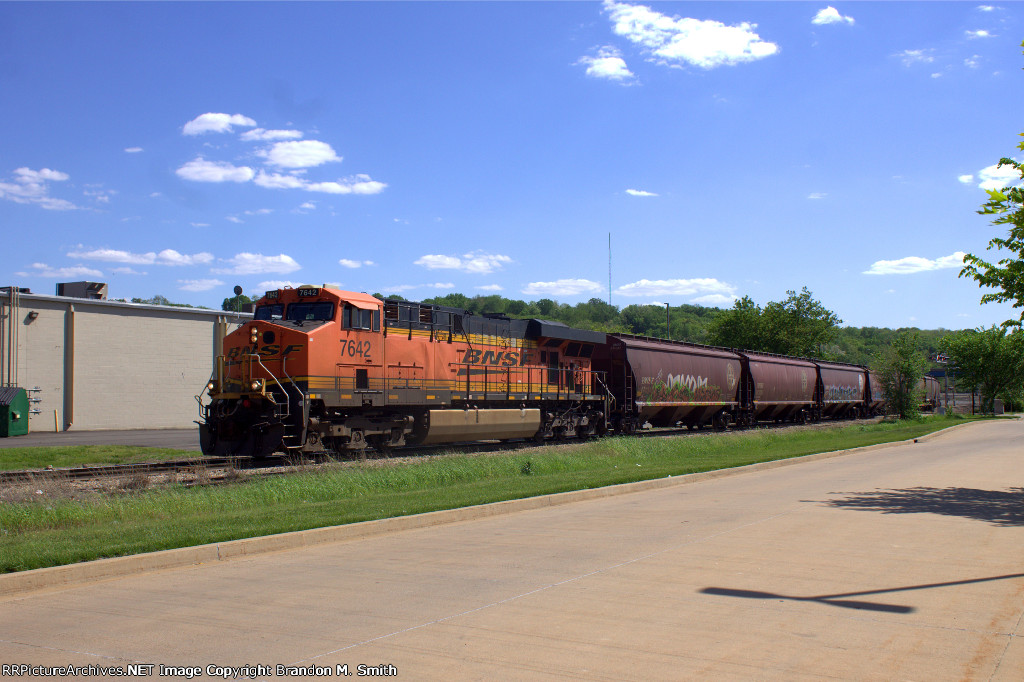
[221,293,255,312]
[872,330,931,419]
[707,288,840,356]
[940,326,1024,413]
[706,296,763,349]
[131,294,198,308]
[761,287,842,357]
[959,41,1024,325]
[960,136,1024,327]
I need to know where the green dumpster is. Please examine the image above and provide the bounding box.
[0,387,29,437]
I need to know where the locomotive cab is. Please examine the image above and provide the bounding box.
[201,286,386,456]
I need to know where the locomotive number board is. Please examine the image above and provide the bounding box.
[297,288,321,297]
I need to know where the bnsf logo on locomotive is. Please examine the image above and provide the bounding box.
[226,344,304,360]
[461,349,527,366]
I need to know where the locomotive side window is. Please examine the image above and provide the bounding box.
[285,302,335,321]
[254,304,284,321]
[342,304,379,331]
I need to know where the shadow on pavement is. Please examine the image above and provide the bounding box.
[701,573,1024,614]
[818,486,1024,526]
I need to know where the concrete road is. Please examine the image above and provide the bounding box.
[0,428,199,450]
[1,420,1021,680]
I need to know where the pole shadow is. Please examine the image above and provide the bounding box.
[701,573,1024,614]
[817,486,1024,526]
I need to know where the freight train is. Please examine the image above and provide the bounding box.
[198,286,886,457]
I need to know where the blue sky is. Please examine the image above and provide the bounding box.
[1,1,1022,329]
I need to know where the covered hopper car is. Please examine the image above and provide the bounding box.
[199,286,887,456]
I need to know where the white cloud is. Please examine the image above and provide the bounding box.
[690,293,737,307]
[578,46,636,82]
[244,208,273,216]
[625,188,658,197]
[304,175,387,195]
[807,192,827,200]
[812,7,854,26]
[958,174,974,185]
[416,255,462,270]
[261,140,341,168]
[156,249,214,266]
[339,259,375,269]
[176,158,255,183]
[964,55,982,69]
[522,279,603,297]
[415,251,513,274]
[965,29,993,39]
[68,248,152,265]
[976,162,1022,191]
[258,280,304,291]
[254,170,386,195]
[863,252,966,275]
[124,147,144,153]
[0,167,77,210]
[253,170,307,190]
[68,248,214,266]
[213,253,302,275]
[615,277,736,299]
[240,128,303,142]
[477,284,504,291]
[604,0,778,70]
[17,263,103,279]
[896,49,935,66]
[178,279,225,292]
[182,113,257,136]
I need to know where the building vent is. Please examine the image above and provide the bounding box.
[56,282,108,300]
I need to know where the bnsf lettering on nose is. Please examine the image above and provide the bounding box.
[462,349,522,366]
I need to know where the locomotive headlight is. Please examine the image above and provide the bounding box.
[250,379,264,392]
[250,327,259,343]
[207,381,217,393]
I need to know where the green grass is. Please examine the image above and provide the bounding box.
[0,446,199,471]
[0,415,981,573]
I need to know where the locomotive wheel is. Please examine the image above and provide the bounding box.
[367,435,393,457]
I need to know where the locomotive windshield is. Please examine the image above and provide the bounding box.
[254,304,284,320]
[285,302,335,322]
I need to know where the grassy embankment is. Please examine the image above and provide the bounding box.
[0,446,200,471]
[0,415,980,573]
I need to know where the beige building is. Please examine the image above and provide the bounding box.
[1,288,249,432]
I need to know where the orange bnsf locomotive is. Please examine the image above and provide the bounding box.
[199,286,609,456]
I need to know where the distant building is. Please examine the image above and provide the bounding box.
[1,289,250,431]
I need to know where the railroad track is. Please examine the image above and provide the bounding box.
[0,456,252,485]
[1,417,879,487]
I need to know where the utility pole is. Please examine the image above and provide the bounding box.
[608,232,612,306]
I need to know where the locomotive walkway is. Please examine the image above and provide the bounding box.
[1,419,1022,679]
